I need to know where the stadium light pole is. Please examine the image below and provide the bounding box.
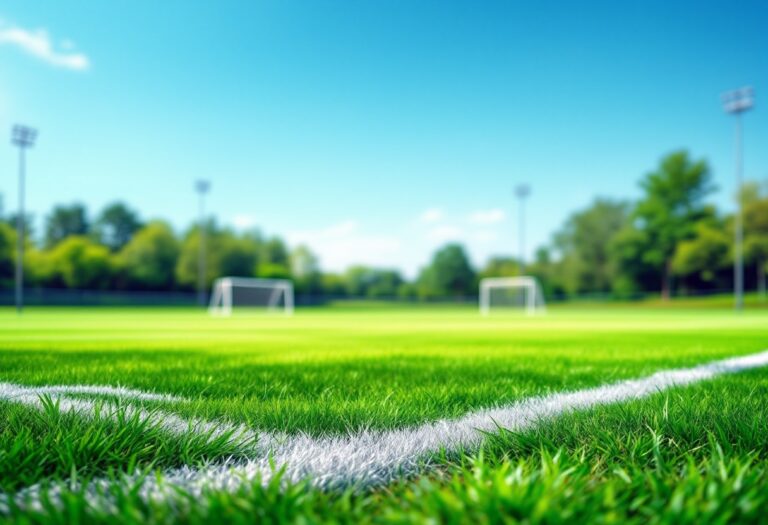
[514,184,530,274]
[722,86,754,312]
[11,125,37,315]
[195,180,211,307]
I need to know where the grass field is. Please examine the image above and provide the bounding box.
[1,305,768,523]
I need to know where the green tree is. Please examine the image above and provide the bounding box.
[745,236,768,299]
[614,151,715,299]
[479,257,521,279]
[526,247,567,299]
[260,237,288,265]
[47,236,112,289]
[116,221,179,289]
[0,223,14,288]
[219,234,259,277]
[553,199,628,294]
[257,263,291,279]
[609,227,656,297]
[176,222,263,289]
[3,213,34,241]
[176,222,217,289]
[320,273,347,296]
[417,243,475,299]
[343,266,372,296]
[290,245,322,294]
[742,182,768,298]
[23,246,54,287]
[45,203,89,248]
[342,266,404,298]
[94,202,143,251]
[396,282,418,300]
[290,245,319,279]
[256,237,289,278]
[672,222,730,288]
[366,270,403,298]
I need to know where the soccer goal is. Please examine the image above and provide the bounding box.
[479,276,546,315]
[208,277,294,316]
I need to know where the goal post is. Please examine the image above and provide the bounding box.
[479,276,545,316]
[208,277,294,316]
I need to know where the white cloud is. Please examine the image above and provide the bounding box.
[321,220,358,238]
[468,208,506,225]
[0,24,90,71]
[427,225,464,242]
[471,230,498,243]
[418,208,443,223]
[232,214,257,229]
[287,220,401,272]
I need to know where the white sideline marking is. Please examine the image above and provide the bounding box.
[5,349,768,511]
[0,383,259,450]
[0,382,182,403]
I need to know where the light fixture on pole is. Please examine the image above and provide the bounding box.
[11,125,37,314]
[514,184,530,274]
[195,179,211,307]
[722,86,754,311]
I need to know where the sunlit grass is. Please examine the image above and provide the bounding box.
[1,306,767,522]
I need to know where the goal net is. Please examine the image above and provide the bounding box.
[208,277,294,316]
[479,276,546,315]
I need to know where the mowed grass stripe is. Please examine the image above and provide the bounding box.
[7,349,768,513]
[3,308,768,437]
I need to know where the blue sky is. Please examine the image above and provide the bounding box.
[0,1,766,276]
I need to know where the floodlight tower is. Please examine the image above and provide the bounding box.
[514,184,531,273]
[11,125,37,314]
[195,179,211,307]
[722,86,754,311]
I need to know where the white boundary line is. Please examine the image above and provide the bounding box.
[0,382,182,403]
[5,349,768,511]
[0,383,261,450]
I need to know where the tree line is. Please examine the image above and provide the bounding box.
[0,201,414,298]
[0,150,766,300]
[526,150,768,300]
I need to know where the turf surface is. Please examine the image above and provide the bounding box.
[1,305,767,523]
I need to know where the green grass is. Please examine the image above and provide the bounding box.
[1,305,768,523]
[635,292,768,309]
